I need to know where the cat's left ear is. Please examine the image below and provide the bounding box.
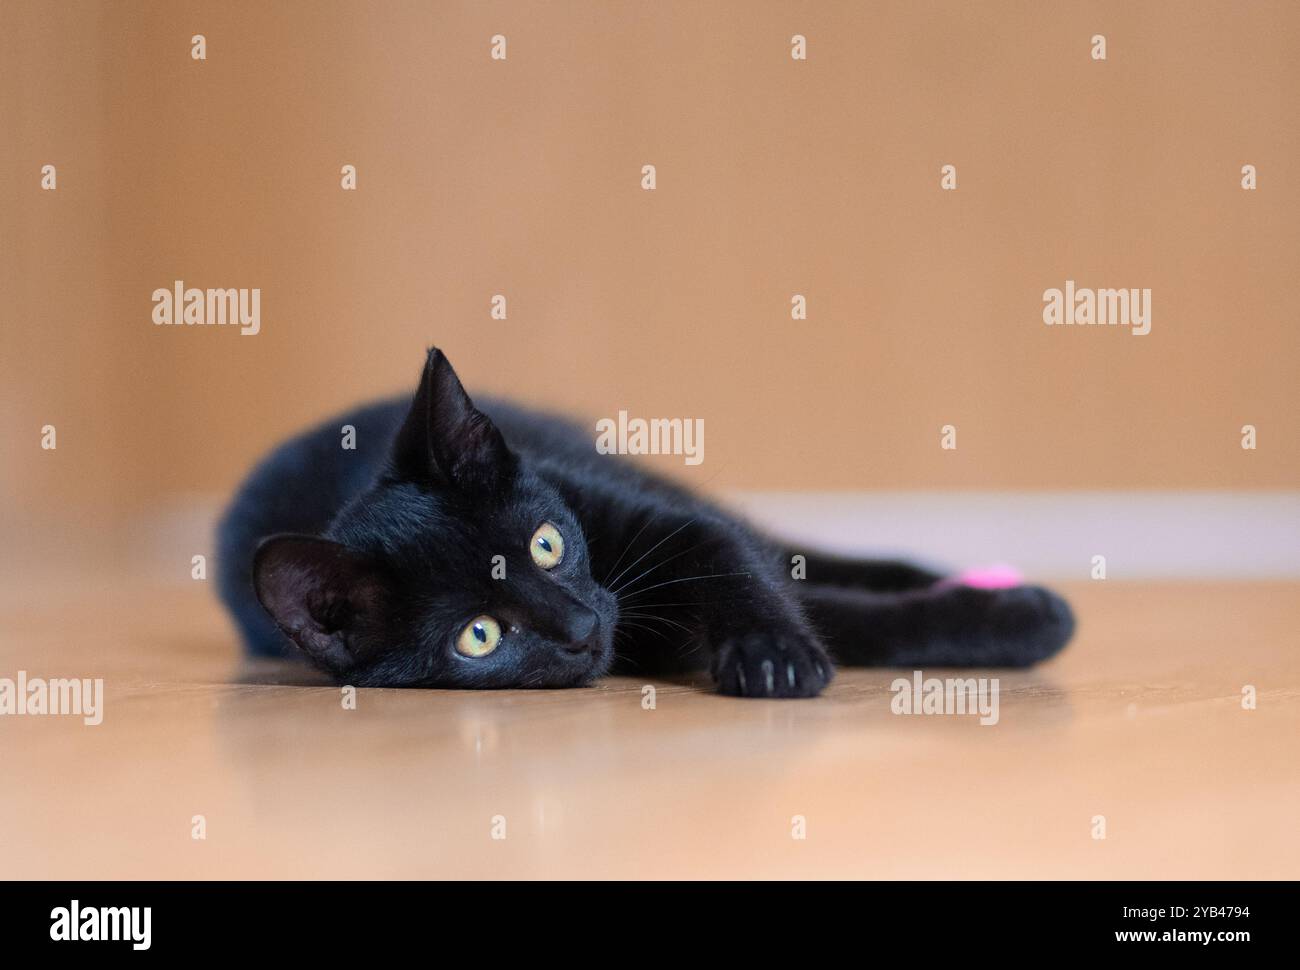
[390,348,515,491]
[252,535,389,673]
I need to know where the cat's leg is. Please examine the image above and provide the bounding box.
[797,582,1074,668]
[780,548,944,591]
[605,512,834,697]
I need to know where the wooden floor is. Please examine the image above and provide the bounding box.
[0,578,1296,879]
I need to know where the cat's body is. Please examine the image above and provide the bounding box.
[217,349,1074,696]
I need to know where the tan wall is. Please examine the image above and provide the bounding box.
[4,1,1297,539]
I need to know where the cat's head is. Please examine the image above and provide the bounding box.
[252,348,618,688]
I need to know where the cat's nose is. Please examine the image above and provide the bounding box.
[561,609,599,653]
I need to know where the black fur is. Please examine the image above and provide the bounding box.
[217,349,1075,697]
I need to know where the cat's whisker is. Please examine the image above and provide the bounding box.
[618,611,691,634]
[608,539,711,600]
[617,572,752,603]
[620,611,693,635]
[600,514,658,587]
[607,518,696,594]
[615,620,675,644]
[608,632,640,670]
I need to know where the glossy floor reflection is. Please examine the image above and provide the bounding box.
[0,580,1296,878]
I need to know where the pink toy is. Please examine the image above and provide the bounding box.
[936,563,1024,591]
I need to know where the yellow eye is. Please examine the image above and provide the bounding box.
[457,615,502,658]
[530,522,564,569]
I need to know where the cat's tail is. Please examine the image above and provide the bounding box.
[798,582,1075,668]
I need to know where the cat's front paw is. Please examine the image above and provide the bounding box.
[711,629,834,698]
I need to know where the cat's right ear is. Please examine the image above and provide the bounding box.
[252,535,388,673]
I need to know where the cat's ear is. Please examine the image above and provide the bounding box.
[252,535,388,673]
[389,348,515,490]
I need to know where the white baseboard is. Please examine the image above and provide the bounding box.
[727,491,1300,580]
[137,491,1300,584]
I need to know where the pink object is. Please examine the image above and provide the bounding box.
[937,563,1024,590]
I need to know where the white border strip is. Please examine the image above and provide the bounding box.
[726,491,1300,580]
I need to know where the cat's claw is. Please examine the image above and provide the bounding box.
[712,629,833,698]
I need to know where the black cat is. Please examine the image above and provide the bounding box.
[217,348,1074,697]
